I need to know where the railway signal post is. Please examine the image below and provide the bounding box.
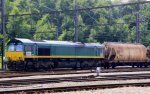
[74,5,79,42]
[136,12,140,43]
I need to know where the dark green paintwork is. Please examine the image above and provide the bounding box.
[7,38,105,58]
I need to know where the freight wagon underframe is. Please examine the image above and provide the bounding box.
[102,61,149,69]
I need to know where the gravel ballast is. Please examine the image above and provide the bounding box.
[53,87,150,94]
[0,79,150,92]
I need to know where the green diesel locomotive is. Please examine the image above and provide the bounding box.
[5,38,105,71]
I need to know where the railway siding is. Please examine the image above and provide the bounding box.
[0,69,149,93]
[0,68,149,93]
[0,79,150,93]
[0,71,150,82]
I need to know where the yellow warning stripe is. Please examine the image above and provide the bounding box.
[25,56,104,59]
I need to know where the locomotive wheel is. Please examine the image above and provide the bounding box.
[41,63,49,71]
[54,61,58,68]
[7,62,12,70]
[46,62,54,70]
[48,63,54,70]
[33,62,40,71]
[40,65,46,71]
[33,62,54,71]
[26,62,35,71]
[15,62,26,71]
[73,62,80,70]
[80,61,91,69]
[7,62,15,71]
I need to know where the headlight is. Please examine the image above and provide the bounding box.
[3,57,8,62]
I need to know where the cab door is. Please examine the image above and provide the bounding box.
[24,44,36,56]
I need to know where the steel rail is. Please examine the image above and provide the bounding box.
[0,67,150,78]
[0,73,150,86]
[0,82,150,93]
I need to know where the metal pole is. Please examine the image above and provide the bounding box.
[56,29,59,40]
[74,5,78,42]
[136,12,140,43]
[1,0,5,70]
[96,67,101,76]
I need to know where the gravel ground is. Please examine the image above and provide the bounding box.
[53,87,150,94]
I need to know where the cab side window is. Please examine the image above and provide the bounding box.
[25,45,32,56]
[7,43,15,51]
[16,44,23,51]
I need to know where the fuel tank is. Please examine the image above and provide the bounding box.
[104,42,147,63]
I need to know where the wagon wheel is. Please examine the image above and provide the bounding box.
[111,63,116,69]
[132,64,135,68]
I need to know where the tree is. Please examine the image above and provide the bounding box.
[3,0,150,46]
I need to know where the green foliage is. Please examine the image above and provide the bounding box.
[3,0,150,46]
[0,34,2,39]
[0,35,2,55]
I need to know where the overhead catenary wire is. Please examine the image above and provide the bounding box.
[6,1,150,17]
[2,1,150,42]
[4,1,150,32]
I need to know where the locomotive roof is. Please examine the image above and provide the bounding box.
[12,38,104,47]
[103,42,142,45]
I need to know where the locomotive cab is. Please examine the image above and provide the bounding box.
[6,40,24,61]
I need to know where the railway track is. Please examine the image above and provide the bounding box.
[0,71,150,93]
[0,67,149,93]
[0,73,150,86]
[0,67,150,78]
[0,80,150,93]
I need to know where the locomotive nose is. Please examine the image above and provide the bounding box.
[5,52,24,61]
